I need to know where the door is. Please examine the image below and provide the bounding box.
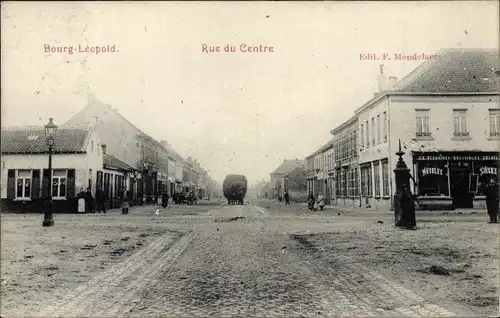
[450,168,473,208]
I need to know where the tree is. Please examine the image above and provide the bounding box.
[286,167,307,191]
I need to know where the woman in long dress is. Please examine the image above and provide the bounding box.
[121,189,130,214]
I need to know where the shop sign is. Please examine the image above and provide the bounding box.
[415,155,500,161]
[421,167,444,176]
[480,167,498,176]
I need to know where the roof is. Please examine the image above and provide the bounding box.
[306,140,333,159]
[103,153,135,171]
[330,114,358,135]
[270,159,306,175]
[392,48,499,93]
[353,48,500,115]
[1,125,92,155]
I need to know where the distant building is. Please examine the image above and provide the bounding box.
[305,141,334,204]
[270,159,306,199]
[65,95,198,203]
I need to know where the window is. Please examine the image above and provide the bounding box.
[354,168,359,196]
[335,168,341,196]
[416,109,431,136]
[417,161,449,196]
[383,111,388,141]
[365,120,369,148]
[374,161,380,197]
[52,169,67,198]
[367,165,372,196]
[489,109,500,137]
[88,169,92,189]
[371,118,375,145]
[359,124,365,148]
[341,168,347,197]
[376,115,381,143]
[91,141,94,152]
[453,109,468,136]
[382,160,389,196]
[16,170,32,199]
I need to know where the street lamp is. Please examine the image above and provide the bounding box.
[43,118,57,227]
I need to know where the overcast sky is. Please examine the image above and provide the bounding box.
[1,1,498,185]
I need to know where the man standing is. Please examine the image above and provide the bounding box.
[284,191,290,205]
[85,187,95,213]
[485,179,499,223]
[95,187,106,213]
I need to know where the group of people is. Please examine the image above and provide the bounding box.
[307,191,326,211]
[76,187,129,214]
[77,187,108,214]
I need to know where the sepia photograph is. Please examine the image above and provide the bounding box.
[1,1,499,317]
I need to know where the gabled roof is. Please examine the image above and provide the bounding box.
[270,159,306,175]
[103,153,135,172]
[1,125,92,155]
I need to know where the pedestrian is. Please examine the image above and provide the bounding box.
[77,188,86,213]
[162,191,169,208]
[95,187,106,213]
[85,187,95,213]
[121,188,130,214]
[284,191,290,205]
[307,191,315,211]
[317,192,325,211]
[400,185,416,229]
[485,178,499,223]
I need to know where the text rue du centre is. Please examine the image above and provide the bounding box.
[201,44,274,53]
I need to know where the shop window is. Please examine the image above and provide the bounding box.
[382,160,389,196]
[374,162,380,197]
[473,162,499,196]
[361,166,366,196]
[415,109,431,136]
[16,170,32,199]
[453,109,468,136]
[489,109,500,137]
[335,168,341,196]
[417,162,449,196]
[52,169,67,198]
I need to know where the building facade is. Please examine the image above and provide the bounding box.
[305,141,334,204]
[355,48,500,210]
[1,125,103,213]
[331,115,360,207]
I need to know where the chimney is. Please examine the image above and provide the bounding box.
[377,64,388,92]
[388,76,398,89]
[101,144,107,154]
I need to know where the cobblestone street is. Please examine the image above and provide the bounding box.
[5,202,490,317]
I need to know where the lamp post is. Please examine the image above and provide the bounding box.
[43,118,57,227]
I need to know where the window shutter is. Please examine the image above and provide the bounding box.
[7,169,15,199]
[31,170,41,199]
[42,169,49,199]
[67,169,76,199]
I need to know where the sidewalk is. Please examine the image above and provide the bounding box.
[296,202,488,216]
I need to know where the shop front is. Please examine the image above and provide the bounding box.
[413,152,499,209]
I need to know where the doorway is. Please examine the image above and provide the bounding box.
[450,167,473,208]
